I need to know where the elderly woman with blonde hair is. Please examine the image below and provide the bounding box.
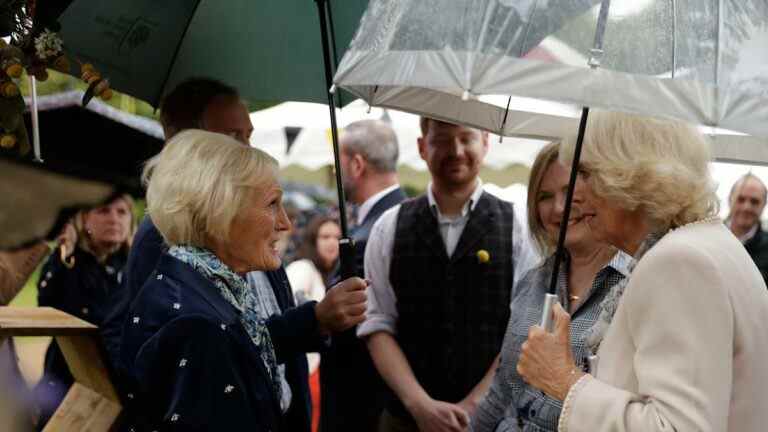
[120,130,367,431]
[517,111,768,432]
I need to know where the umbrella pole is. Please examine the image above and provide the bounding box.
[547,107,590,295]
[539,107,590,329]
[314,0,356,279]
[541,0,610,331]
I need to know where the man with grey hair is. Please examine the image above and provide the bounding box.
[320,119,407,432]
[728,173,768,284]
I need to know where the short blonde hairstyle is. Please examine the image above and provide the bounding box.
[526,141,561,255]
[143,129,278,247]
[560,110,719,231]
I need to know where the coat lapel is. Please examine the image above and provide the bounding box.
[352,187,408,243]
[745,227,764,254]
[360,187,408,227]
[414,199,450,262]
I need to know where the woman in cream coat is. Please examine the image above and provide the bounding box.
[516,110,768,432]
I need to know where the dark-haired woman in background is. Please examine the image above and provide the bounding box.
[286,214,341,432]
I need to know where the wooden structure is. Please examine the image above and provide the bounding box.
[0,306,121,431]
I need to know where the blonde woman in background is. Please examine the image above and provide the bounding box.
[33,194,135,428]
[286,214,341,432]
[471,142,631,431]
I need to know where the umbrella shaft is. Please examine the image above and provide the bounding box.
[548,107,590,294]
[315,0,350,237]
[315,0,358,279]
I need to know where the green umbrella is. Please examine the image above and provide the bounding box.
[57,0,367,277]
[58,0,368,107]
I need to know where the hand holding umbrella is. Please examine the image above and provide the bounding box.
[518,303,585,401]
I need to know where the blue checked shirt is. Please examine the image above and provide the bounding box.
[471,251,631,432]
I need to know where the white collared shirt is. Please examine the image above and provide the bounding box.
[357,184,400,225]
[731,222,759,244]
[358,180,539,337]
[425,180,484,257]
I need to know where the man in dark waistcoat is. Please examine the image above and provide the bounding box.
[727,173,768,285]
[320,120,407,432]
[359,118,538,432]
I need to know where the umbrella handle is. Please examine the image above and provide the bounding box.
[540,293,558,333]
[338,238,357,279]
[29,75,43,163]
[587,354,600,376]
[60,244,75,269]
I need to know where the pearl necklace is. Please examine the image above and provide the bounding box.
[671,216,721,232]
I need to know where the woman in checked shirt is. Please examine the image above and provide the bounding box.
[471,142,630,432]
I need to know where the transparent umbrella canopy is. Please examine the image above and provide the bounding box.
[334,0,768,322]
[335,0,768,139]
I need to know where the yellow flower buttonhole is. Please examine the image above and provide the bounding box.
[476,249,490,264]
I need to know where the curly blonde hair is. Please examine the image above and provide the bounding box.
[560,110,719,231]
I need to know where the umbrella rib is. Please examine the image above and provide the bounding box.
[499,96,512,139]
[325,1,340,70]
[671,0,677,78]
[488,4,516,56]
[715,0,723,87]
[518,0,540,57]
[153,0,204,107]
[713,0,723,124]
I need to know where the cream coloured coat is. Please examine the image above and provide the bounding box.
[561,221,768,432]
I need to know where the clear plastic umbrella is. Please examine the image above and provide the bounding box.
[335,0,768,139]
[334,0,768,327]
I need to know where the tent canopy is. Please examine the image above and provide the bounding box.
[23,90,163,194]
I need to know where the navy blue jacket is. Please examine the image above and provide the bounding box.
[35,246,127,426]
[105,217,323,432]
[320,187,407,432]
[121,254,279,431]
[101,216,165,370]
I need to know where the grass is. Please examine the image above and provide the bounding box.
[8,266,49,386]
[10,267,40,308]
[9,265,45,346]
